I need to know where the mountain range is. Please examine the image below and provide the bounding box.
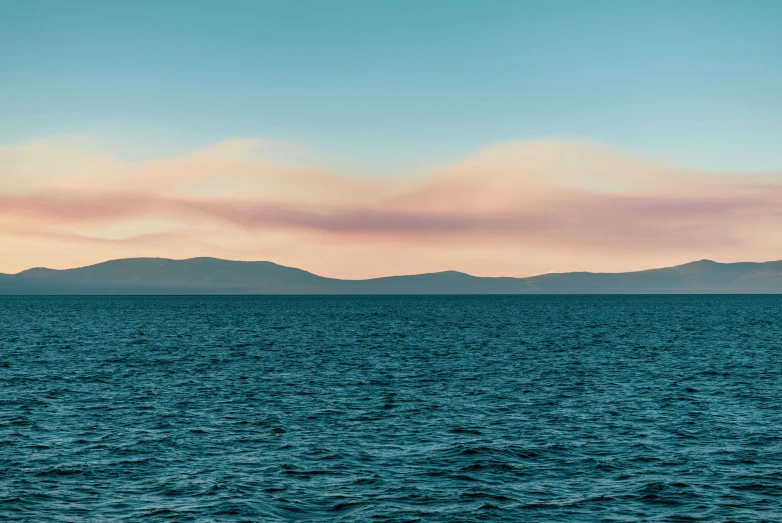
[1,257,782,294]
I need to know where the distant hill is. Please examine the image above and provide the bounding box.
[1,257,782,294]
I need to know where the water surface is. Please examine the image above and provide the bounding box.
[1,296,781,521]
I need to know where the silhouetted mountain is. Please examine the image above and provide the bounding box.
[1,257,781,294]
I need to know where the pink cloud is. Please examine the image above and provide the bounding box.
[1,137,781,278]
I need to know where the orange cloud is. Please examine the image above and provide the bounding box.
[1,137,781,278]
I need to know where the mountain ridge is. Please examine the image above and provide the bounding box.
[2,257,782,294]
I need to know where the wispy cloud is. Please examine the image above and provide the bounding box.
[1,137,781,278]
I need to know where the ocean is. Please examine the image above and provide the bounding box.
[1,296,780,522]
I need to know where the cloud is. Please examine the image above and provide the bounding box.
[1,136,781,278]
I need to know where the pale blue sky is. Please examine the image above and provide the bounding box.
[2,0,781,171]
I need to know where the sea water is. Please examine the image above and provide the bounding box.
[1,296,780,521]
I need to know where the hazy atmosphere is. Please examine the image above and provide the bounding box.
[3,0,782,277]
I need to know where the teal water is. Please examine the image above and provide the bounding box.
[1,296,781,522]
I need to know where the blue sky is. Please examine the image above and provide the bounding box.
[2,0,782,171]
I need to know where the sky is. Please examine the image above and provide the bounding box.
[1,0,782,278]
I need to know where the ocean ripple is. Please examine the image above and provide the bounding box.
[1,295,781,521]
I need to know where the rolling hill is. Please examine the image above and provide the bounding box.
[1,257,782,294]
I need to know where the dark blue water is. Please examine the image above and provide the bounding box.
[1,296,781,522]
